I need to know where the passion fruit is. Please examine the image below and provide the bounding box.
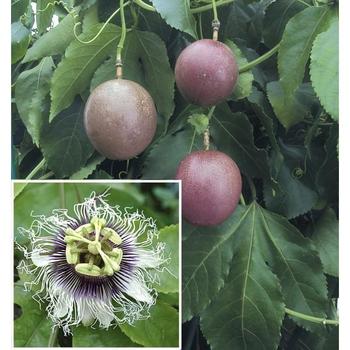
[84,79,157,160]
[176,150,242,226]
[175,39,239,107]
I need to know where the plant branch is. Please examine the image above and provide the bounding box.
[133,0,234,14]
[285,308,339,326]
[38,171,55,180]
[239,43,280,73]
[25,158,46,180]
[212,0,218,21]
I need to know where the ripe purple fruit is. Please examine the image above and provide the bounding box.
[84,79,157,160]
[175,39,239,107]
[176,150,242,226]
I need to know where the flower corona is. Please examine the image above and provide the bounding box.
[16,191,166,334]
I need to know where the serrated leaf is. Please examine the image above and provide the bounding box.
[36,0,55,34]
[264,141,318,219]
[201,203,285,350]
[12,0,30,23]
[41,99,94,177]
[155,224,179,294]
[142,127,202,179]
[277,6,334,106]
[263,0,307,48]
[310,208,338,277]
[150,0,197,38]
[267,81,319,129]
[210,103,270,180]
[248,87,284,179]
[225,40,254,101]
[70,153,105,179]
[187,114,209,135]
[49,23,120,120]
[22,12,77,63]
[256,204,328,332]
[316,125,338,203]
[91,30,175,124]
[182,206,248,321]
[12,22,30,64]
[15,57,55,146]
[73,326,137,347]
[14,283,53,347]
[119,302,179,347]
[310,20,338,121]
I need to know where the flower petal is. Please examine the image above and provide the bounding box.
[124,277,153,304]
[31,250,50,267]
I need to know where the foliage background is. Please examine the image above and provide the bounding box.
[12,0,338,349]
[14,182,180,347]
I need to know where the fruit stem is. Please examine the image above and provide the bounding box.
[285,308,339,326]
[239,43,280,73]
[204,129,210,151]
[211,0,220,40]
[25,158,46,180]
[116,0,127,78]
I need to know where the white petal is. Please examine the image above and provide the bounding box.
[53,293,70,318]
[31,250,50,267]
[95,302,114,327]
[76,299,94,326]
[124,277,153,304]
[137,249,162,269]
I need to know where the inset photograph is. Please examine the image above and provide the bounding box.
[14,181,180,348]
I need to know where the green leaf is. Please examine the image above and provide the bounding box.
[150,0,197,38]
[310,209,338,277]
[90,57,115,91]
[119,302,179,347]
[210,104,271,180]
[263,0,307,48]
[12,0,30,23]
[310,20,339,121]
[15,57,55,146]
[22,12,77,63]
[225,40,254,101]
[14,283,53,347]
[49,23,120,120]
[142,127,202,179]
[264,142,318,219]
[248,87,284,179]
[82,3,99,32]
[155,224,179,294]
[73,326,137,347]
[255,204,328,332]
[201,204,285,350]
[41,99,95,177]
[278,6,334,97]
[36,0,55,34]
[316,125,338,203]
[14,183,61,247]
[187,114,209,135]
[182,206,248,321]
[70,153,105,179]
[267,81,319,129]
[158,292,179,307]
[11,22,30,64]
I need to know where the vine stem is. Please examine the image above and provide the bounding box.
[48,326,59,347]
[116,0,127,78]
[239,43,280,73]
[38,171,54,180]
[285,308,339,326]
[25,158,46,180]
[133,0,234,14]
[239,194,246,205]
[212,0,218,22]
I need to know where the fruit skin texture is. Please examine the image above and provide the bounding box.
[84,79,157,160]
[175,39,239,107]
[176,150,242,226]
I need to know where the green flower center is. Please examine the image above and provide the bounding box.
[64,217,123,277]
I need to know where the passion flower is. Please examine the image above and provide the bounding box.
[16,191,166,334]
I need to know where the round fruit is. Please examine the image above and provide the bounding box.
[176,150,242,226]
[175,39,239,107]
[84,79,157,160]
